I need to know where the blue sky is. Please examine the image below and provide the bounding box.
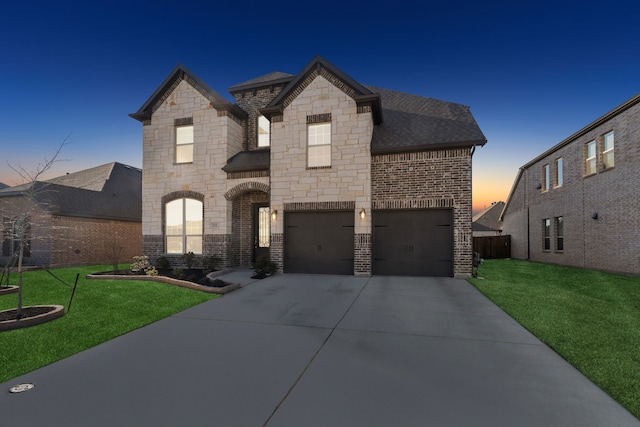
[1,0,638,212]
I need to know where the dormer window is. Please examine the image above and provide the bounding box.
[258,115,270,147]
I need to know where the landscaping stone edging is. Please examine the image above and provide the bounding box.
[0,286,19,296]
[86,269,241,295]
[0,305,65,332]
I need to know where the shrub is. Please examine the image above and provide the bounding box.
[203,256,221,274]
[156,256,170,270]
[182,252,196,269]
[131,256,152,274]
[253,255,277,279]
[172,268,185,279]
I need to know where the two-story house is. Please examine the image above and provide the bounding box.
[501,93,640,275]
[130,56,486,277]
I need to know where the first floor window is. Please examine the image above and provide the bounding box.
[2,217,31,257]
[543,218,551,251]
[308,122,331,167]
[585,140,596,175]
[602,131,614,169]
[166,198,202,254]
[555,216,564,251]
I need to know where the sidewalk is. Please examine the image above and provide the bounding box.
[1,273,638,426]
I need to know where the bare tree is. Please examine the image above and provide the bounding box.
[3,138,70,319]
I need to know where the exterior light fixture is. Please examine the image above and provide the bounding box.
[272,210,277,221]
[592,212,598,220]
[360,208,366,220]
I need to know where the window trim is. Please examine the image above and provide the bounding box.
[542,164,550,192]
[164,197,203,254]
[175,121,194,164]
[554,157,563,188]
[257,115,270,148]
[555,216,564,252]
[601,130,614,170]
[307,121,332,169]
[543,218,551,251]
[584,140,596,176]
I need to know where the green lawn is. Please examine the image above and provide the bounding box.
[469,259,640,419]
[0,265,216,383]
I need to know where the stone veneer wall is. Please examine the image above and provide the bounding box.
[233,85,285,151]
[269,75,373,275]
[141,79,244,268]
[371,148,473,277]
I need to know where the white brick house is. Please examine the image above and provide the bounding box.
[130,56,486,277]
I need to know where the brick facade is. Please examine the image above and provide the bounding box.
[502,94,640,275]
[371,149,474,277]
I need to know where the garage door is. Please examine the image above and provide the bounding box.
[285,211,354,274]
[373,209,453,277]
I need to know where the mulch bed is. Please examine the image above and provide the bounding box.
[0,306,56,322]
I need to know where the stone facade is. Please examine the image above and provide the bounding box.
[131,58,484,277]
[502,94,640,275]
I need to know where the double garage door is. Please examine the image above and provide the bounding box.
[284,209,452,276]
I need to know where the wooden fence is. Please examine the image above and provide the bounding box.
[473,235,511,259]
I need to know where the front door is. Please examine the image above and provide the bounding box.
[253,204,270,263]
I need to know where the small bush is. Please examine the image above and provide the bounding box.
[203,256,221,274]
[253,255,277,279]
[182,252,196,269]
[131,255,151,273]
[156,256,170,270]
[172,268,185,279]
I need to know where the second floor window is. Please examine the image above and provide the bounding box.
[258,115,270,147]
[176,125,194,163]
[542,164,550,191]
[585,140,596,176]
[554,157,563,187]
[602,131,614,169]
[308,122,331,168]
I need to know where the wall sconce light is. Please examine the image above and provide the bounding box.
[592,212,598,220]
[359,208,366,220]
[272,210,277,221]
[536,183,542,190]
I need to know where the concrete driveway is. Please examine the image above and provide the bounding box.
[1,273,638,426]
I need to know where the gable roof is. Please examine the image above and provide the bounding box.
[472,201,504,231]
[260,55,383,125]
[129,64,247,122]
[0,162,142,221]
[368,86,487,154]
[500,92,640,220]
[228,72,295,94]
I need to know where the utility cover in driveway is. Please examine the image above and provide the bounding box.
[285,211,354,274]
[373,209,453,276]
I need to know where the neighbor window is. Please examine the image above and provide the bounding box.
[555,216,564,251]
[542,164,550,191]
[585,140,596,175]
[165,198,202,254]
[602,131,614,169]
[257,115,270,147]
[2,217,30,257]
[543,218,551,251]
[308,122,331,167]
[176,125,194,163]
[554,157,563,187]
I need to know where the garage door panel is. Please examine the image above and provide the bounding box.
[285,212,354,274]
[373,209,453,277]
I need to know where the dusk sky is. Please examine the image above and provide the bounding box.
[1,0,638,213]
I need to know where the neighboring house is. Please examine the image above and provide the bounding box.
[130,56,486,277]
[0,183,8,190]
[0,162,142,268]
[472,202,504,236]
[501,93,640,275]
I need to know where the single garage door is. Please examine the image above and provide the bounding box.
[373,209,453,277]
[285,211,354,274]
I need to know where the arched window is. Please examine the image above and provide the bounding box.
[165,198,203,254]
